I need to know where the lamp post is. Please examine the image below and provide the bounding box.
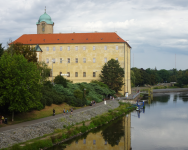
[62,59,68,79]
[52,60,54,85]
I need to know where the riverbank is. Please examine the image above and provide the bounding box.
[153,88,188,93]
[0,100,136,149]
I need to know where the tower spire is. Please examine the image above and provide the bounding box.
[45,6,46,13]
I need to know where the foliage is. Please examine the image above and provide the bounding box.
[7,42,37,62]
[0,53,42,118]
[54,75,67,87]
[0,43,4,58]
[37,61,51,83]
[100,59,124,92]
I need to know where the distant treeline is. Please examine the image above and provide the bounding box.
[131,67,188,87]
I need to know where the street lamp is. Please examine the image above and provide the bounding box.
[52,60,54,85]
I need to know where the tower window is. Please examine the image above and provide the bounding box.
[75,72,78,77]
[75,58,78,63]
[83,72,86,77]
[67,58,70,63]
[67,46,70,51]
[53,47,56,51]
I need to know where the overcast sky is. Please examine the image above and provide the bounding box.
[0,0,188,70]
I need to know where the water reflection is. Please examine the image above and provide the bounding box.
[49,115,132,150]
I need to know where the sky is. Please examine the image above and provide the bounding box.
[0,0,188,70]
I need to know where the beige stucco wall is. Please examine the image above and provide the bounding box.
[37,21,53,34]
[36,43,131,94]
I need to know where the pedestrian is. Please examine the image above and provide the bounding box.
[71,108,73,114]
[66,110,69,114]
[91,101,93,106]
[1,116,4,124]
[53,109,55,116]
[113,97,114,100]
[63,108,65,115]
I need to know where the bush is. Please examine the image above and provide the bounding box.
[54,75,67,87]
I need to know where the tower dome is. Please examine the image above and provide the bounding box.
[36,12,54,25]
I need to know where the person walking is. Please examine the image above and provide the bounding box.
[66,110,69,115]
[71,108,73,114]
[63,108,65,115]
[53,109,55,116]
[113,97,114,100]
[1,116,4,124]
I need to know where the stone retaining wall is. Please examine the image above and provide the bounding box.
[0,101,119,149]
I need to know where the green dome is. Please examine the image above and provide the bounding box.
[36,12,54,25]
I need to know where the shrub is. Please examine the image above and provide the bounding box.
[54,75,67,87]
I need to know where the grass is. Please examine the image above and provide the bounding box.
[2,102,135,150]
[0,103,80,128]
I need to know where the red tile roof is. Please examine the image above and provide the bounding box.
[12,32,131,48]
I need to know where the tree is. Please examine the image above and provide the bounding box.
[37,61,51,83]
[0,53,42,121]
[0,43,4,58]
[54,75,67,87]
[7,42,37,62]
[131,70,136,87]
[100,59,124,92]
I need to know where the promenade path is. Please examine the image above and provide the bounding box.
[0,99,116,132]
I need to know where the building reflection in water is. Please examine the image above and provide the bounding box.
[64,114,132,150]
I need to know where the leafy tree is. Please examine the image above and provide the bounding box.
[100,59,124,92]
[0,53,42,121]
[37,61,51,83]
[7,42,37,62]
[0,43,4,58]
[54,75,67,87]
[131,70,136,87]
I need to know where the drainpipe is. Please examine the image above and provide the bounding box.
[124,43,125,94]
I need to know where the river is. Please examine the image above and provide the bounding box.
[48,92,188,150]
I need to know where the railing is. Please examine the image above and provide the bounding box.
[133,92,140,99]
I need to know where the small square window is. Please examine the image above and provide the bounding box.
[46,58,49,63]
[104,58,107,63]
[116,58,118,61]
[67,46,70,51]
[75,72,78,77]
[83,46,86,50]
[46,47,49,51]
[67,72,70,77]
[75,58,78,63]
[116,45,118,50]
[60,58,62,63]
[93,72,96,77]
[60,46,62,51]
[53,47,56,51]
[93,46,95,50]
[93,58,96,63]
[83,58,86,63]
[104,46,107,50]
[75,46,78,51]
[68,58,70,63]
[83,72,86,77]
[52,58,55,63]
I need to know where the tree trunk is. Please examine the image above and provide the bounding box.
[12,111,14,122]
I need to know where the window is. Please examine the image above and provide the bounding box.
[83,46,86,50]
[60,72,62,75]
[116,45,118,50]
[68,58,70,63]
[93,58,96,63]
[60,46,62,51]
[67,72,70,77]
[46,47,49,51]
[60,58,62,63]
[75,72,78,77]
[116,58,118,61]
[75,46,78,51]
[104,58,107,63]
[53,47,56,51]
[93,72,96,77]
[104,46,107,50]
[67,46,70,51]
[75,58,78,63]
[83,72,86,77]
[93,46,95,50]
[83,58,86,63]
[52,58,55,63]
[46,58,49,63]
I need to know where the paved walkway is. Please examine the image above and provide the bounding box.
[0,99,115,132]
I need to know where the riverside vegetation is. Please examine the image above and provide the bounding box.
[1,102,135,150]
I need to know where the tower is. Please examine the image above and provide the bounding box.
[36,8,54,34]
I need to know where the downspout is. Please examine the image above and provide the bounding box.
[124,43,125,94]
[127,46,128,93]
